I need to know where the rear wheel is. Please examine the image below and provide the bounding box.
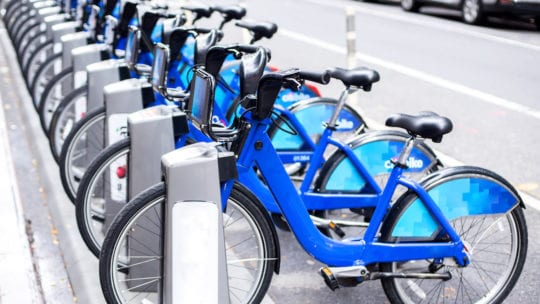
[381,207,527,304]
[59,107,105,203]
[99,182,277,304]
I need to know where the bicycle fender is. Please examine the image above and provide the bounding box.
[316,131,439,193]
[381,166,524,241]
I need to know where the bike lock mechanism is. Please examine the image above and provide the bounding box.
[161,142,236,303]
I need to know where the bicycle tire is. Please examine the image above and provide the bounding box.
[17,30,46,63]
[11,11,37,42]
[3,1,26,27]
[59,106,105,203]
[37,66,73,132]
[12,15,36,45]
[22,40,53,83]
[32,53,64,109]
[6,4,29,32]
[48,85,88,162]
[99,182,278,304]
[14,22,40,51]
[76,138,131,257]
[379,166,528,304]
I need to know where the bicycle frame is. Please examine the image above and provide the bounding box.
[220,115,470,268]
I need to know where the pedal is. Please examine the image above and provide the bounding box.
[328,221,346,238]
[320,267,340,291]
[319,265,368,291]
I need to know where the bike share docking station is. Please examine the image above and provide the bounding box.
[73,53,132,172]
[121,105,189,291]
[98,76,160,229]
[161,142,236,304]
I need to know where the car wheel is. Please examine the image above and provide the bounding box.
[462,0,485,25]
[401,0,421,12]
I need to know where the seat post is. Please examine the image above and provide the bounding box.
[396,136,416,168]
[327,86,356,129]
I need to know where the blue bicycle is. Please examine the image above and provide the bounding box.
[99,67,527,304]
[57,12,343,203]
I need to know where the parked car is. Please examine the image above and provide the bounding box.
[400,0,540,28]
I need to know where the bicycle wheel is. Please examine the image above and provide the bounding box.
[37,66,73,132]
[12,16,37,46]
[76,138,130,257]
[23,40,53,84]
[3,1,26,27]
[14,22,40,51]
[59,107,105,203]
[312,130,441,239]
[5,4,29,31]
[32,53,64,109]
[48,85,88,162]
[99,182,278,304]
[379,167,528,304]
[18,30,46,63]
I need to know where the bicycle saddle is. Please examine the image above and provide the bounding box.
[181,4,213,20]
[385,112,453,143]
[329,67,380,91]
[235,20,278,40]
[213,5,246,21]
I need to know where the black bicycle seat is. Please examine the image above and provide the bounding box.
[213,5,246,21]
[329,67,380,91]
[235,20,278,40]
[385,112,453,143]
[182,4,213,19]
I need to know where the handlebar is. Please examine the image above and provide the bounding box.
[254,69,330,120]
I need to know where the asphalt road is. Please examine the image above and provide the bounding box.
[1,0,539,303]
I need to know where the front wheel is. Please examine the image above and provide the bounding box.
[99,182,278,304]
[59,107,105,203]
[38,67,74,133]
[48,85,88,162]
[23,40,54,86]
[75,138,131,258]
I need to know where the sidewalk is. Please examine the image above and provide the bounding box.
[0,24,98,303]
[0,93,43,303]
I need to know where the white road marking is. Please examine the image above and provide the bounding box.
[280,28,540,120]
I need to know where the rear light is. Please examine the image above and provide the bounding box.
[499,0,513,4]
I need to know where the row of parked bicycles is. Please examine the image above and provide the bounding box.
[2,0,529,303]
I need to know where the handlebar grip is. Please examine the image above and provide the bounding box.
[299,70,331,85]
